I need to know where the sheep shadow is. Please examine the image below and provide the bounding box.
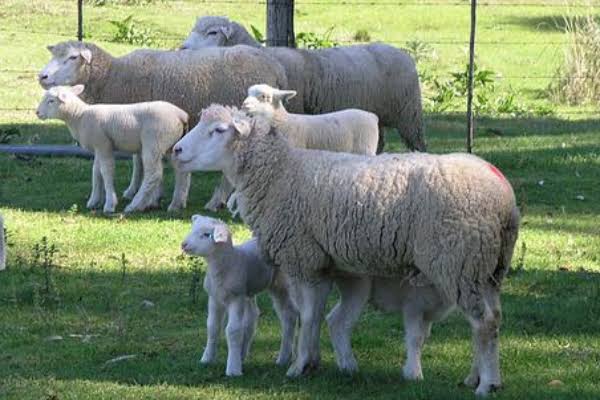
[0,265,599,398]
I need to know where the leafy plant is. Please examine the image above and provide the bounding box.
[405,39,434,64]
[109,15,156,47]
[0,127,20,144]
[296,26,338,49]
[250,24,265,44]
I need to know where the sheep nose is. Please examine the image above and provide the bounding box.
[173,146,183,156]
[181,242,189,252]
[35,110,40,117]
[38,73,48,81]
[179,45,188,50]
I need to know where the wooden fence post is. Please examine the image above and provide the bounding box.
[77,0,83,41]
[266,0,295,47]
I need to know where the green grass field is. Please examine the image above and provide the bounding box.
[1,1,600,399]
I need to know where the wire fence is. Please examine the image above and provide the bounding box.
[0,0,598,116]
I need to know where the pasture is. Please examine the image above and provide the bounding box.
[1,1,599,399]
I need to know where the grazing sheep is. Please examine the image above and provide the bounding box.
[181,16,261,49]
[242,84,378,155]
[0,214,5,271]
[172,105,520,396]
[181,214,298,376]
[181,17,425,152]
[36,84,190,213]
[38,40,289,211]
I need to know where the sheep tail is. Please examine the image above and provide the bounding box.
[492,206,520,285]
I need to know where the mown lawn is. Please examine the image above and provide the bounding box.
[1,1,600,399]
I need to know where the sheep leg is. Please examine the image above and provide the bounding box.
[124,152,163,213]
[201,295,225,365]
[402,310,431,381]
[225,296,246,376]
[286,278,332,377]
[204,176,234,212]
[168,161,191,212]
[269,287,299,366]
[123,154,143,200]
[86,156,105,209]
[241,297,260,361]
[376,123,386,154]
[326,275,371,373]
[463,287,503,396]
[96,150,118,214]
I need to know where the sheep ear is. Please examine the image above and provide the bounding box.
[47,45,55,53]
[71,84,85,96]
[275,89,297,102]
[212,224,229,243]
[57,91,69,103]
[80,49,92,64]
[220,25,233,40]
[191,214,201,223]
[232,118,251,137]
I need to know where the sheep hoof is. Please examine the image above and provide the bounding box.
[275,353,291,367]
[475,382,501,397]
[86,199,101,209]
[103,206,116,214]
[338,357,359,375]
[402,365,423,381]
[462,373,480,388]
[225,367,243,377]
[204,199,224,213]
[286,359,319,377]
[167,202,184,213]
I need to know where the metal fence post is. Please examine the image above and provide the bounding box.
[77,0,83,41]
[466,0,477,153]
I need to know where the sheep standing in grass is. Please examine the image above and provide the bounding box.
[38,41,289,211]
[0,214,6,271]
[181,16,425,152]
[172,105,520,396]
[181,215,298,376]
[242,84,378,155]
[36,84,190,214]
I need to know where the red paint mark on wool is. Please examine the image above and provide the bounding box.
[487,163,509,188]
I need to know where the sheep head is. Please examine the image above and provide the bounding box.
[242,84,296,120]
[39,41,95,89]
[36,84,85,120]
[181,214,232,256]
[181,16,235,49]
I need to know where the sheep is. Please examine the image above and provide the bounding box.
[180,17,425,153]
[0,214,6,271]
[181,16,261,49]
[38,40,289,212]
[171,105,520,396]
[35,84,190,214]
[242,84,378,155]
[181,214,298,376]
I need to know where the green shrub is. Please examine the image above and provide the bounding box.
[109,15,156,47]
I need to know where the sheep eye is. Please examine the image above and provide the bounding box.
[203,232,212,238]
[68,55,78,60]
[207,31,218,36]
[48,99,55,104]
[214,126,227,134]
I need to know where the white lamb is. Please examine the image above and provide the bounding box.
[242,84,379,155]
[36,85,191,214]
[181,215,297,376]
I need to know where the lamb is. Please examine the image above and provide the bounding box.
[181,214,297,376]
[171,105,520,396]
[242,84,378,155]
[181,16,425,152]
[0,214,6,271]
[38,40,289,212]
[36,84,190,214]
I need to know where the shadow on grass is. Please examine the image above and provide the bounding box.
[1,264,599,399]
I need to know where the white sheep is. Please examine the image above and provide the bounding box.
[181,16,425,152]
[181,214,298,376]
[36,85,190,214]
[242,84,379,155]
[0,214,6,271]
[172,105,520,396]
[38,40,289,212]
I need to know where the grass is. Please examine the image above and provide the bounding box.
[1,1,600,399]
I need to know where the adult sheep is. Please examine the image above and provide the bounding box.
[38,40,289,211]
[181,16,425,152]
[172,105,520,397]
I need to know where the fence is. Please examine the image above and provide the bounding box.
[1,0,597,152]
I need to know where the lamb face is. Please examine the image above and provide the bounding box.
[35,85,84,120]
[39,43,92,89]
[242,84,296,119]
[181,214,231,256]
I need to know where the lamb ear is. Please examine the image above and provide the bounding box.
[46,45,55,53]
[71,84,85,96]
[80,48,92,64]
[275,89,297,102]
[212,224,229,243]
[57,91,69,103]
[232,118,251,137]
[220,25,233,40]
